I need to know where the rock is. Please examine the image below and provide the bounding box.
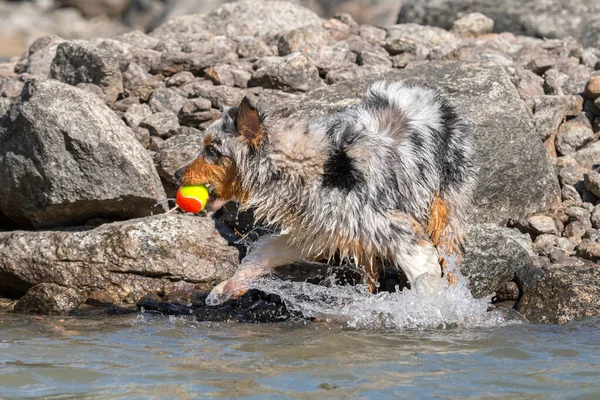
[584,172,600,198]
[358,25,387,45]
[301,43,357,75]
[512,67,545,99]
[531,95,583,141]
[166,71,196,87]
[182,80,248,108]
[148,87,188,114]
[562,184,582,203]
[592,205,600,229]
[92,38,161,73]
[139,111,180,139]
[526,57,555,76]
[396,0,600,44]
[0,80,166,228]
[518,262,600,324]
[461,224,538,298]
[278,24,330,56]
[154,132,206,196]
[24,35,65,77]
[451,12,494,37]
[356,46,393,68]
[555,118,595,156]
[0,215,239,302]
[574,141,600,170]
[0,80,24,101]
[532,234,557,255]
[116,30,161,50]
[59,0,129,18]
[585,76,600,100]
[556,237,577,254]
[234,36,274,61]
[123,62,163,102]
[13,283,87,315]
[564,221,588,243]
[249,53,325,92]
[384,24,457,59]
[290,61,560,223]
[151,1,323,42]
[124,103,153,128]
[543,68,569,96]
[526,215,559,235]
[204,64,253,88]
[577,241,600,262]
[50,41,123,103]
[179,98,217,128]
[0,97,10,118]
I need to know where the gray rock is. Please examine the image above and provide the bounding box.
[139,111,180,139]
[592,205,600,229]
[357,25,387,45]
[92,38,161,73]
[0,97,10,118]
[565,221,588,243]
[512,67,545,99]
[461,224,538,298]
[518,261,600,324]
[451,12,494,37]
[234,36,274,61]
[290,61,560,223]
[149,87,188,114]
[384,24,457,60]
[301,43,357,75]
[577,241,600,262]
[115,30,161,50]
[584,172,600,198]
[357,47,393,68]
[581,16,600,49]
[123,62,163,102]
[0,79,24,101]
[124,103,153,128]
[531,95,583,141]
[543,68,570,96]
[151,1,323,42]
[50,41,123,103]
[556,237,577,254]
[60,0,129,18]
[526,215,559,235]
[278,24,330,56]
[249,53,325,92]
[0,80,166,228]
[562,184,582,203]
[13,283,87,315]
[179,98,217,128]
[555,118,595,156]
[154,132,206,197]
[533,234,557,255]
[0,215,239,302]
[396,0,600,44]
[25,35,65,77]
[182,80,249,108]
[204,64,253,88]
[574,141,600,170]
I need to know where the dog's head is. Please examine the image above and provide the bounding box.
[174,96,264,211]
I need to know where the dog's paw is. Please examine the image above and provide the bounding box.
[205,277,248,306]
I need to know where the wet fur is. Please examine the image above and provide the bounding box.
[176,82,477,304]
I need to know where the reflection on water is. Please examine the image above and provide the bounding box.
[1,312,600,399]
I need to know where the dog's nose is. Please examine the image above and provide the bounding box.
[173,167,185,182]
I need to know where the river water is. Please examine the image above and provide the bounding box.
[1,273,600,398]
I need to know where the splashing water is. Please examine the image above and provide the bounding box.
[250,260,520,330]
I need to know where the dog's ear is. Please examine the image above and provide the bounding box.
[236,96,263,149]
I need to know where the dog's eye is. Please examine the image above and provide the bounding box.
[205,144,221,158]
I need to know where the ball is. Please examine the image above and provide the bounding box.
[176,184,210,213]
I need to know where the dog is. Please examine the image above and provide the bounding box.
[174,81,477,306]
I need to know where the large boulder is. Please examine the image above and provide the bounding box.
[0,214,239,302]
[151,1,323,42]
[0,80,167,228]
[518,261,600,324]
[285,61,561,223]
[396,0,600,44]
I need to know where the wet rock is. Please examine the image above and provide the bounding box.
[278,24,330,56]
[50,41,123,103]
[151,1,322,42]
[0,80,166,229]
[584,172,600,198]
[531,95,583,141]
[461,224,539,298]
[148,87,188,114]
[518,261,600,324]
[249,53,325,92]
[293,61,560,223]
[139,111,180,139]
[451,12,494,37]
[555,118,595,156]
[584,76,600,100]
[385,24,457,59]
[0,215,239,302]
[13,283,87,315]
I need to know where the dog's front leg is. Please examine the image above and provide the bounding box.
[206,233,305,306]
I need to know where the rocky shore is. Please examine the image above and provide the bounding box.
[0,0,599,324]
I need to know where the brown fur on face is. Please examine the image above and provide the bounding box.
[180,157,248,202]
